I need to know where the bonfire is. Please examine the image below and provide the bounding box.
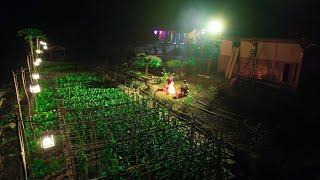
[163,74,176,95]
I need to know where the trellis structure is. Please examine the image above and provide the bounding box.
[16,64,241,179]
[107,69,266,148]
[56,86,234,179]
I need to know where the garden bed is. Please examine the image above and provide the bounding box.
[23,62,235,179]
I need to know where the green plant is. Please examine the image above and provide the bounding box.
[17,28,46,42]
[25,64,221,179]
[165,59,183,70]
[165,59,195,79]
[133,53,162,74]
[17,28,46,55]
[183,96,193,106]
[161,69,171,83]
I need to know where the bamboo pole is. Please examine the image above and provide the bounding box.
[29,39,34,62]
[227,47,240,79]
[21,68,35,136]
[12,70,28,180]
[26,56,33,84]
[225,47,235,78]
[36,37,39,51]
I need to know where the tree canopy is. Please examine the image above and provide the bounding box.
[134,53,162,74]
[165,59,195,70]
[17,28,46,42]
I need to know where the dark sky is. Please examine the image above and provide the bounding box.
[0,0,318,85]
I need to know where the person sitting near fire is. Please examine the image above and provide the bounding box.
[174,80,189,99]
[180,80,189,97]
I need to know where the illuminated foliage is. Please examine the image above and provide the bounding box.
[166,59,183,69]
[166,59,195,70]
[17,28,47,55]
[165,59,195,78]
[25,63,221,179]
[17,28,46,42]
[134,53,162,74]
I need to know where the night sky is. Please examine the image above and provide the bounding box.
[0,0,318,85]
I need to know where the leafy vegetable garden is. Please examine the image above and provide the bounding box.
[24,65,232,179]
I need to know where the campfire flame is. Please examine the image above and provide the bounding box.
[163,81,176,95]
[167,81,176,95]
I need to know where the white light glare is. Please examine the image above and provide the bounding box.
[40,41,47,46]
[32,73,40,80]
[36,49,43,54]
[34,61,40,66]
[41,134,55,149]
[207,20,224,34]
[36,58,42,63]
[43,45,48,50]
[30,84,41,93]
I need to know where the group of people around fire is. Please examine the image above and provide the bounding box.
[163,73,189,98]
[144,71,189,99]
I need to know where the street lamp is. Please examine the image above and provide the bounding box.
[40,134,55,149]
[32,73,40,80]
[207,19,224,35]
[43,45,48,50]
[30,84,41,93]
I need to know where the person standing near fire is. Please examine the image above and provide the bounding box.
[164,73,175,95]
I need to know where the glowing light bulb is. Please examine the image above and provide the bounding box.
[30,84,41,93]
[41,134,55,149]
[32,73,40,80]
[34,61,40,66]
[40,41,47,46]
[36,49,43,54]
[207,20,224,34]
